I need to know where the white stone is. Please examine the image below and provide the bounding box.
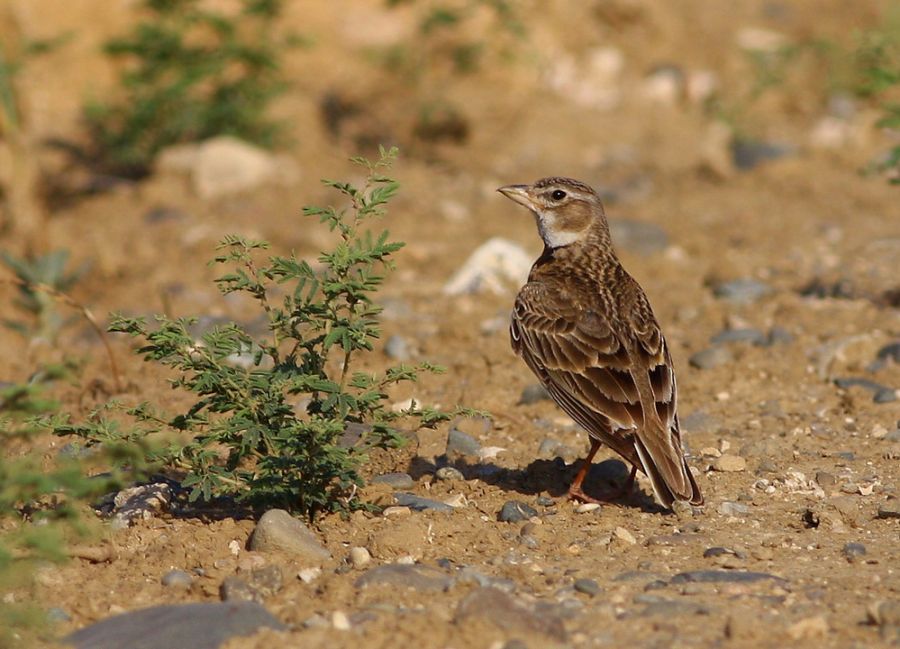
[443,237,532,296]
[687,70,718,103]
[331,610,351,631]
[349,546,371,569]
[614,526,637,545]
[157,136,299,200]
[575,503,601,514]
[298,567,321,583]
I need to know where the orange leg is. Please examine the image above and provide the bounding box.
[568,440,638,504]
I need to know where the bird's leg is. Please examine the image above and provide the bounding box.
[567,438,603,504]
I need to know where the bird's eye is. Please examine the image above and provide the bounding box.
[550,189,566,201]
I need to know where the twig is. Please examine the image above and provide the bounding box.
[0,273,123,392]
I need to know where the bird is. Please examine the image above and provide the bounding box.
[497,177,703,509]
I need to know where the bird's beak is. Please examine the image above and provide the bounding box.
[497,184,534,209]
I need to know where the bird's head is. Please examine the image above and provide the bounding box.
[497,177,607,250]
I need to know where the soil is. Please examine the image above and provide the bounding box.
[3,1,900,648]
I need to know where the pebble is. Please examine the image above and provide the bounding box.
[710,328,768,346]
[47,607,71,623]
[297,567,321,584]
[834,377,897,403]
[382,506,411,518]
[249,509,331,561]
[703,547,743,559]
[575,503,601,514]
[383,335,411,360]
[454,587,566,641]
[445,428,481,458]
[608,219,670,255]
[371,472,415,489]
[349,547,371,569]
[443,237,532,295]
[615,527,637,545]
[767,326,794,345]
[877,501,900,519]
[394,493,455,513]
[731,140,795,170]
[718,501,751,516]
[816,471,837,487]
[689,346,733,370]
[111,483,173,529]
[220,565,283,603]
[787,615,829,640]
[842,542,866,562]
[65,602,285,649]
[499,500,538,523]
[331,610,351,631]
[435,466,464,481]
[573,578,602,596]
[671,570,786,585]
[680,411,720,434]
[712,455,747,472]
[712,278,772,304]
[537,438,561,458]
[161,569,193,590]
[519,384,552,405]
[355,563,452,592]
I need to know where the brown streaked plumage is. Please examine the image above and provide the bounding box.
[498,177,703,509]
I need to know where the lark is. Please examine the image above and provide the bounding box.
[498,177,703,508]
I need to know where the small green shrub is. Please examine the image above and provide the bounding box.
[86,0,295,177]
[50,148,472,517]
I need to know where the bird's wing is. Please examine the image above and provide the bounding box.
[510,282,642,466]
[511,281,701,505]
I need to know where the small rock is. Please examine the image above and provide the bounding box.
[143,206,188,224]
[718,501,750,516]
[787,615,828,640]
[842,542,866,562]
[712,278,772,304]
[394,493,455,513]
[816,471,836,488]
[371,472,414,490]
[573,578,602,597]
[710,328,768,346]
[703,547,742,559]
[355,563,452,592]
[575,503,601,514]
[868,600,900,627]
[297,567,321,584]
[161,569,192,590]
[445,428,481,459]
[537,438,561,459]
[111,483,172,529]
[249,509,331,561]
[732,140,795,170]
[331,610,351,631]
[443,493,468,508]
[767,326,794,345]
[443,238,532,295]
[454,587,566,641]
[519,383,552,405]
[220,565,283,603]
[382,506,411,518]
[349,547,371,569]
[47,607,71,623]
[65,602,285,649]
[608,219,670,255]
[615,527,637,545]
[875,388,898,404]
[671,570,786,585]
[712,455,747,472]
[877,501,900,519]
[681,411,720,434]
[499,500,538,523]
[435,466,464,481]
[383,335,411,361]
[640,65,684,105]
[689,346,733,370]
[876,342,900,364]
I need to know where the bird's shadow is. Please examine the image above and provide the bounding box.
[409,455,666,514]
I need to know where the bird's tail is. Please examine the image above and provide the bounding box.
[633,432,704,508]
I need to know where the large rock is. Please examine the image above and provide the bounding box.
[156,136,299,200]
[443,238,532,295]
[248,509,330,562]
[66,602,284,649]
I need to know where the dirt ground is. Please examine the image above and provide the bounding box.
[3,1,900,648]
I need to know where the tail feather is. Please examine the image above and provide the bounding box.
[634,434,703,508]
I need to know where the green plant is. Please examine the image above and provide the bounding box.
[1,249,89,342]
[50,148,472,517]
[86,0,295,177]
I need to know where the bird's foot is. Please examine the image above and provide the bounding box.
[567,485,605,505]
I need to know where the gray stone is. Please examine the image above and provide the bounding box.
[767,326,794,345]
[355,563,452,592]
[499,500,538,523]
[671,570,786,585]
[689,346,734,369]
[47,607,71,623]
[680,411,720,434]
[710,328,768,346]
[877,501,900,519]
[537,438,560,459]
[161,569,193,590]
[144,206,189,224]
[384,335,411,361]
[66,602,285,649]
[876,342,900,364]
[446,428,481,458]
[731,140,795,170]
[875,388,898,404]
[454,587,566,641]
[703,547,743,559]
[112,483,172,529]
[519,383,552,405]
[435,466,464,481]
[712,278,772,304]
[718,501,751,516]
[842,542,866,562]
[394,492,455,512]
[608,219,670,255]
[248,509,330,561]
[573,578,601,596]
[834,377,896,404]
[637,600,712,617]
[453,567,516,592]
[371,472,414,490]
[220,566,282,603]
